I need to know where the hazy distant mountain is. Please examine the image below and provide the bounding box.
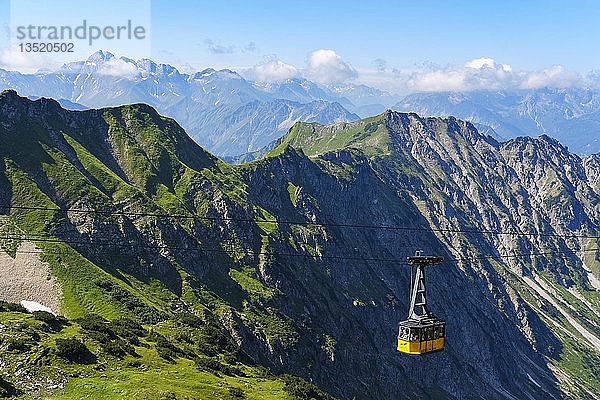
[394,88,600,155]
[253,78,352,106]
[26,95,88,111]
[3,51,600,158]
[56,98,89,110]
[0,51,361,157]
[208,99,358,155]
[329,83,398,116]
[252,79,398,116]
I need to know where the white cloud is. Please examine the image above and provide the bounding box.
[98,58,139,78]
[244,57,299,82]
[241,54,584,93]
[243,50,357,84]
[406,58,516,91]
[0,46,57,73]
[0,46,589,95]
[464,57,507,71]
[406,69,468,92]
[465,57,494,69]
[520,65,581,89]
[404,57,580,92]
[305,49,357,85]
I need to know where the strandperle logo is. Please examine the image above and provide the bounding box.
[15,20,147,46]
[8,0,151,58]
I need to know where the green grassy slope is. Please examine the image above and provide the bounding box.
[0,303,332,400]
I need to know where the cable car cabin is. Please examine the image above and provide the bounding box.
[397,318,445,354]
[397,251,446,355]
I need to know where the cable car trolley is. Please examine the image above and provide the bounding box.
[397,251,445,355]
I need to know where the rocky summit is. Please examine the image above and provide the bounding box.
[0,91,598,399]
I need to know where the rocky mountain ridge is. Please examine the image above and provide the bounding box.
[394,89,600,155]
[0,91,598,399]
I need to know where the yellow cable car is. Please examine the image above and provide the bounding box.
[397,251,445,355]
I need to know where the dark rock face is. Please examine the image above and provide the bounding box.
[1,93,598,399]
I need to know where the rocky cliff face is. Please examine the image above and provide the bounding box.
[265,111,600,398]
[0,92,598,399]
[584,154,600,194]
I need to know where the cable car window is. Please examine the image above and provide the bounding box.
[400,327,410,340]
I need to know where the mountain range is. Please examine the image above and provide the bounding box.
[2,51,600,158]
[0,91,598,399]
[394,89,600,155]
[0,51,367,157]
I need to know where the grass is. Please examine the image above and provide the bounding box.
[61,134,125,198]
[0,308,312,400]
[229,267,276,300]
[255,207,277,235]
[1,163,130,319]
[40,144,109,205]
[550,333,600,397]
[241,307,299,349]
[538,273,600,336]
[8,94,599,400]
[200,167,249,206]
[0,97,343,399]
[103,110,160,194]
[5,161,57,234]
[266,113,390,159]
[287,182,299,207]
[40,244,131,320]
[0,216,24,256]
[45,356,291,400]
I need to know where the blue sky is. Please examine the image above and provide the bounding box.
[149,0,597,71]
[0,0,598,92]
